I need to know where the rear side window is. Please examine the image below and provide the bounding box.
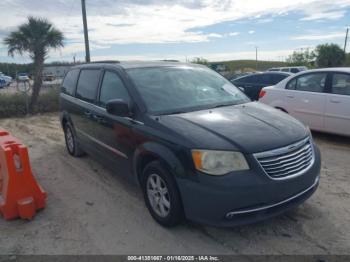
[286,78,296,90]
[62,69,80,96]
[76,69,100,103]
[99,71,130,107]
[332,73,350,96]
[290,68,299,73]
[295,73,326,93]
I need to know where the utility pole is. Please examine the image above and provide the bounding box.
[255,46,258,71]
[81,0,91,62]
[344,27,349,53]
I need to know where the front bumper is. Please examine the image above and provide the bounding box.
[176,143,321,227]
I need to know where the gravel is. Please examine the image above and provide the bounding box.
[0,113,349,255]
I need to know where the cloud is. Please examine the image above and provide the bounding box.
[300,10,346,21]
[207,33,223,38]
[291,31,345,40]
[256,18,274,23]
[248,30,255,34]
[88,48,295,62]
[0,0,350,58]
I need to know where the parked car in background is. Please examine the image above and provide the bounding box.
[259,68,350,137]
[0,72,13,86]
[60,61,320,227]
[231,72,291,100]
[267,67,308,74]
[229,72,255,81]
[43,74,55,82]
[0,78,6,88]
[17,72,30,81]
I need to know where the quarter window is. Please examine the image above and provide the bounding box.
[295,73,326,93]
[331,73,350,96]
[62,69,80,96]
[76,69,100,102]
[286,78,296,90]
[99,71,130,107]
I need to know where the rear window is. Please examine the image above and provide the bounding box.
[239,74,257,83]
[62,69,80,96]
[76,69,100,102]
[271,74,288,84]
[258,74,272,84]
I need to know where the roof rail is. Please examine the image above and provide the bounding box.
[159,59,180,62]
[90,60,120,64]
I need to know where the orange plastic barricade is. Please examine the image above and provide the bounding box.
[0,129,47,220]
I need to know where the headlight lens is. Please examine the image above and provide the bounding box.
[192,150,249,175]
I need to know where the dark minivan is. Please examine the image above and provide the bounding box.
[231,72,291,100]
[60,62,320,227]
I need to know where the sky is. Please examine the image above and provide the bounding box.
[0,0,349,63]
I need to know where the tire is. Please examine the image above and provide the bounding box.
[141,160,184,227]
[64,122,85,157]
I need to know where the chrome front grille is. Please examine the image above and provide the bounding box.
[254,137,314,179]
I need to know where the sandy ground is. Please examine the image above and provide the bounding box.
[0,113,349,255]
[0,80,61,94]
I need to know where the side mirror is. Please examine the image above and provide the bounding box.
[106,99,131,117]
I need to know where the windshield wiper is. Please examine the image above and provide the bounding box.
[211,103,236,109]
[158,110,187,116]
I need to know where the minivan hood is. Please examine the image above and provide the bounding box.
[157,102,309,153]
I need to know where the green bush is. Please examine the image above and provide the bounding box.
[0,87,59,118]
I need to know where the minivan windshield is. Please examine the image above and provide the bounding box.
[127,66,250,114]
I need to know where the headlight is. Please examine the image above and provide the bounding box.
[192,150,249,175]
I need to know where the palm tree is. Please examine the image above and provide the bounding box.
[4,17,64,112]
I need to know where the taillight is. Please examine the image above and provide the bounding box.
[259,89,266,99]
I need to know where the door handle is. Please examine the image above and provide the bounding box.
[93,114,106,123]
[84,110,92,117]
[330,99,341,104]
[286,95,294,98]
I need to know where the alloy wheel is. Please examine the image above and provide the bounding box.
[146,173,171,218]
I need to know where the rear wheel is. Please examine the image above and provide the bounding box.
[142,160,184,227]
[64,122,85,157]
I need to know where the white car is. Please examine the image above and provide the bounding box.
[259,68,350,137]
[0,73,12,86]
[17,73,30,82]
[267,66,308,74]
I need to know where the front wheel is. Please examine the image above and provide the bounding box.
[142,160,184,227]
[64,122,85,157]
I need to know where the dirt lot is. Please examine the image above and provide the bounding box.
[0,113,349,255]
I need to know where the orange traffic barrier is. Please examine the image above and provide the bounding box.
[0,129,47,220]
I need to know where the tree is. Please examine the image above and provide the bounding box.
[4,17,64,112]
[191,57,209,65]
[345,53,350,66]
[314,43,345,67]
[286,48,315,66]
